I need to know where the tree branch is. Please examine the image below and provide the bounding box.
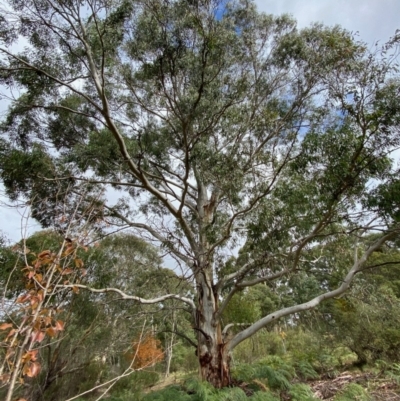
[104,206,193,266]
[228,230,399,351]
[57,284,196,310]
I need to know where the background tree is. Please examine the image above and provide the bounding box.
[0,230,183,401]
[1,0,400,388]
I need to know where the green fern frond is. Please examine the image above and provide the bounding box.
[184,378,214,401]
[260,356,296,379]
[387,363,400,385]
[141,385,192,401]
[212,387,248,401]
[289,383,318,401]
[249,391,280,401]
[233,359,292,390]
[294,360,319,380]
[333,383,371,401]
[232,364,257,382]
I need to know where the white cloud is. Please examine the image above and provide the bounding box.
[255,0,400,46]
[0,185,40,242]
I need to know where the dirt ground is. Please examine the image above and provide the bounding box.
[146,370,400,400]
[309,371,400,400]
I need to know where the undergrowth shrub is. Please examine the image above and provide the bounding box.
[216,386,248,401]
[71,361,104,395]
[233,356,293,390]
[294,360,319,380]
[285,329,339,374]
[170,343,198,373]
[288,383,318,401]
[185,378,215,400]
[141,385,192,401]
[233,330,284,363]
[141,378,282,401]
[249,392,280,401]
[117,370,159,390]
[386,362,400,384]
[108,389,141,401]
[333,383,371,401]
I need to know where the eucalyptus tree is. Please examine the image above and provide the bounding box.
[1,0,400,388]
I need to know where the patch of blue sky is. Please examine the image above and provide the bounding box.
[214,0,229,21]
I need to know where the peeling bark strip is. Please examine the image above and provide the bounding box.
[199,346,231,389]
[197,321,231,388]
[194,269,232,388]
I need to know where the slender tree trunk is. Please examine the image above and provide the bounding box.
[164,334,174,378]
[165,310,177,378]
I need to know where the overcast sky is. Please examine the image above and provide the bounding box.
[255,0,399,46]
[1,0,399,243]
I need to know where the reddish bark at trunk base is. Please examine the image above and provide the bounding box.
[199,345,231,388]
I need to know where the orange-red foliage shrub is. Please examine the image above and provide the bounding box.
[128,334,164,369]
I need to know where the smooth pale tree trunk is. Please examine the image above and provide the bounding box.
[164,309,177,378]
[164,333,174,378]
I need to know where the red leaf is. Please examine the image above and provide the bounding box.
[74,258,84,268]
[31,330,45,343]
[31,302,39,310]
[22,349,38,363]
[36,290,44,302]
[16,293,31,303]
[28,350,39,361]
[64,247,74,256]
[55,320,65,331]
[46,327,56,337]
[0,374,11,383]
[6,328,17,339]
[6,348,15,359]
[25,361,41,378]
[38,250,51,258]
[61,268,73,275]
[0,323,13,330]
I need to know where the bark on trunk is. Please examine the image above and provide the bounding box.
[164,334,174,378]
[198,336,231,388]
[195,279,231,388]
